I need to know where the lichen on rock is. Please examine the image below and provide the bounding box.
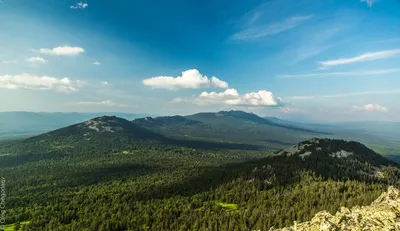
[270,186,400,231]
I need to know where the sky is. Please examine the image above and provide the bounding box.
[0,0,399,122]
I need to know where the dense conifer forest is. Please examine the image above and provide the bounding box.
[1,115,399,230]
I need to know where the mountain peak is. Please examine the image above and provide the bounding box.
[83,116,122,132]
[31,115,167,148]
[275,138,396,167]
[83,116,129,133]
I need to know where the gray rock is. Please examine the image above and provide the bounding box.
[271,186,400,231]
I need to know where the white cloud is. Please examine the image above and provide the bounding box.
[76,100,131,108]
[0,74,80,92]
[280,107,299,113]
[247,11,262,26]
[319,49,400,68]
[295,43,342,63]
[93,61,101,65]
[291,28,352,63]
[352,104,388,112]
[278,69,399,78]
[172,88,284,107]
[100,81,109,86]
[2,60,17,64]
[70,1,88,9]
[143,69,229,90]
[232,15,313,40]
[360,0,376,7]
[210,76,228,88]
[27,57,47,64]
[40,46,85,56]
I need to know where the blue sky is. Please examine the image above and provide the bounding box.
[0,0,399,122]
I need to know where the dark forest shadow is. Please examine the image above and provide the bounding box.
[167,138,270,151]
[131,153,390,202]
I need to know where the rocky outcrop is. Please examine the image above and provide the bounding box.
[270,186,400,231]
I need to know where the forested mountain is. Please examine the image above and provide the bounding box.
[134,111,327,150]
[186,110,325,134]
[2,110,398,155]
[0,116,167,158]
[263,116,400,155]
[275,138,395,168]
[133,116,203,127]
[1,115,399,231]
[0,112,149,138]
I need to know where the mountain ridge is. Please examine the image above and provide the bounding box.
[2,124,399,230]
[132,111,329,149]
[187,110,329,134]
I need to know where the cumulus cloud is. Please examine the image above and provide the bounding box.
[40,46,85,56]
[27,57,47,64]
[76,100,131,108]
[100,81,109,86]
[93,61,101,65]
[0,74,80,92]
[70,1,88,9]
[143,69,229,90]
[232,15,313,40]
[210,76,229,88]
[172,88,284,107]
[2,60,17,64]
[352,104,388,112]
[319,49,400,68]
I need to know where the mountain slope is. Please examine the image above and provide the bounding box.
[43,115,162,139]
[188,110,326,134]
[2,135,399,230]
[2,115,268,157]
[275,138,395,167]
[1,116,167,156]
[263,116,400,155]
[134,111,329,150]
[272,138,399,183]
[133,116,203,127]
[0,111,149,138]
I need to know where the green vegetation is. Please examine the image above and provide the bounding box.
[4,221,30,231]
[0,112,148,138]
[1,114,399,230]
[0,135,32,143]
[216,202,238,211]
[133,110,327,150]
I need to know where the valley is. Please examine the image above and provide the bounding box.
[1,111,399,230]
[2,0,399,230]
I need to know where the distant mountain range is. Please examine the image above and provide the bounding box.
[263,116,400,156]
[10,111,325,154]
[1,110,399,155]
[133,110,329,149]
[264,116,400,139]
